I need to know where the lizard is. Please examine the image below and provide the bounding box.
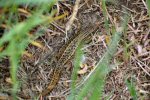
[0,22,101,100]
[0,15,101,99]
[40,22,101,97]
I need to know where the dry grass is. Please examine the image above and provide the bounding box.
[0,0,149,99]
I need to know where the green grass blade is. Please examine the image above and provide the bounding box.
[67,41,84,100]
[125,78,137,100]
[0,1,63,99]
[0,0,59,7]
[76,13,130,100]
[102,0,110,35]
[146,0,150,16]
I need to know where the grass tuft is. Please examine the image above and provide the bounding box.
[0,0,64,99]
[68,8,130,100]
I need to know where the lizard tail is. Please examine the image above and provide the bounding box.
[41,68,62,96]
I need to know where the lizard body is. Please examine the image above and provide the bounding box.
[41,22,100,96]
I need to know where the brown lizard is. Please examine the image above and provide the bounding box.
[0,22,101,100]
[40,22,101,97]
